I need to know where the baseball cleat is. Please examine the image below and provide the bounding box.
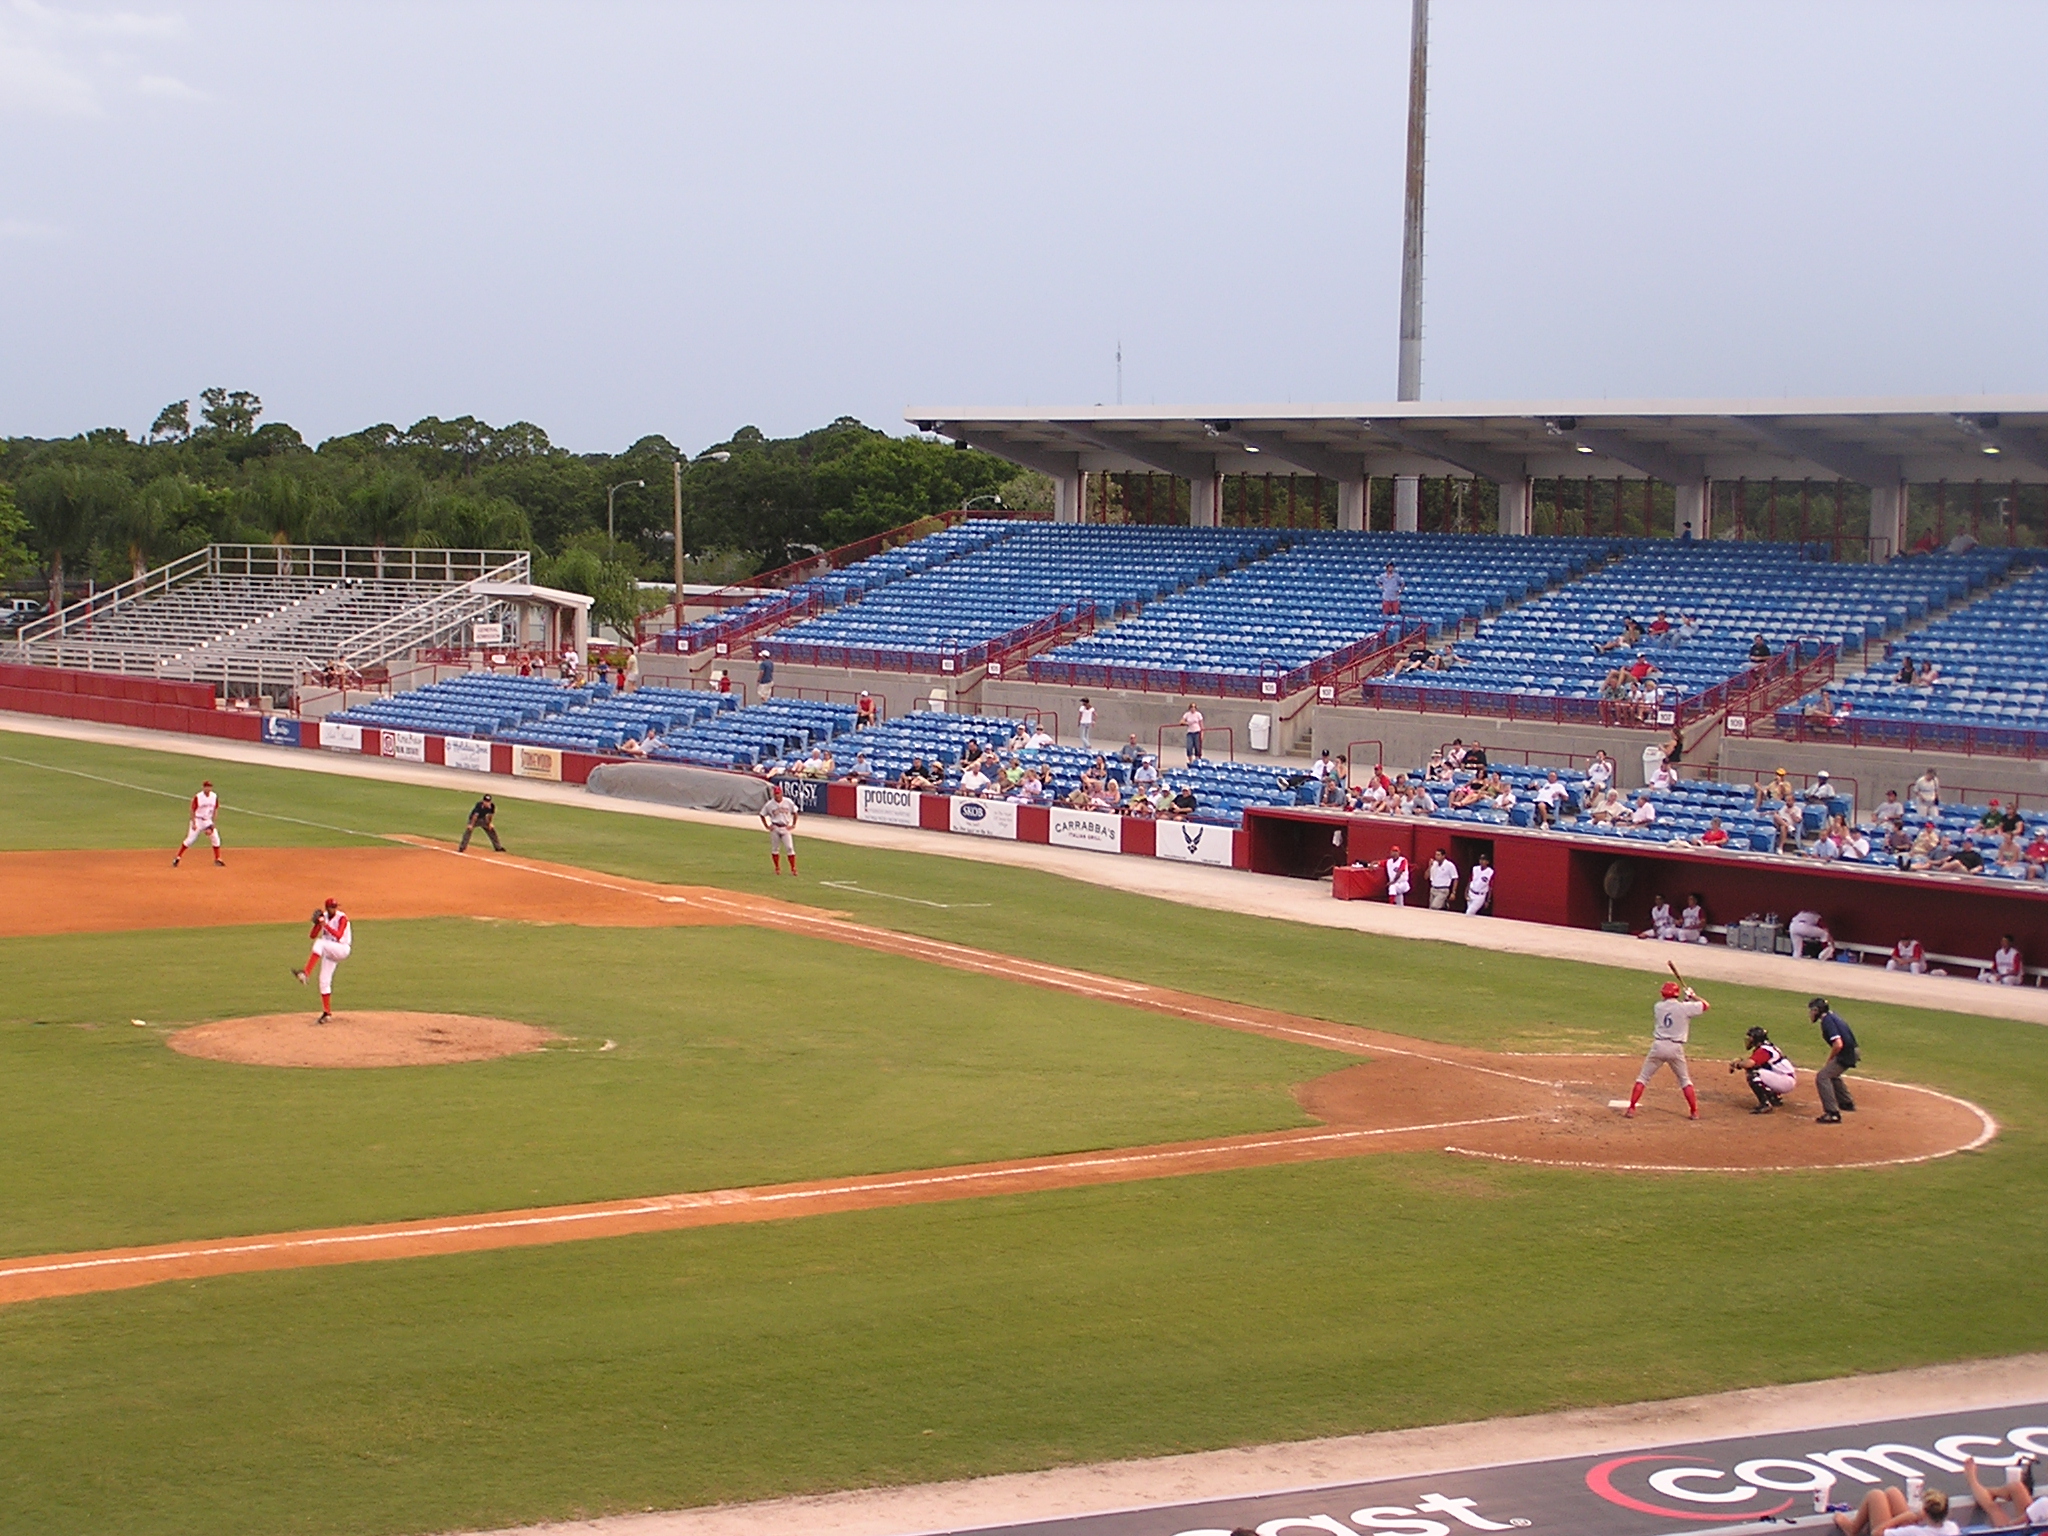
[1688,1111,1699,1120]
[317,1011,331,1025]
[171,856,181,867]
[214,858,225,867]
[1623,1108,1636,1118]
[1815,1111,1842,1123]
[1751,1103,1773,1114]
[291,968,306,985]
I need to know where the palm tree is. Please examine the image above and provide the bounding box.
[108,477,184,583]
[20,465,125,612]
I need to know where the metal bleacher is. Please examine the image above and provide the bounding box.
[8,544,530,692]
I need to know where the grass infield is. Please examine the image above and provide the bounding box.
[0,728,2044,1536]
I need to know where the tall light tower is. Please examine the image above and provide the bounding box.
[1393,0,1428,532]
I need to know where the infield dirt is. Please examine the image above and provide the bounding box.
[0,841,1996,1308]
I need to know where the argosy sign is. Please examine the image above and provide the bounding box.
[1584,1421,2047,1523]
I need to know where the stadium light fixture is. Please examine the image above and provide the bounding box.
[607,479,646,550]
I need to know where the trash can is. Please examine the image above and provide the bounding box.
[1248,713,1272,753]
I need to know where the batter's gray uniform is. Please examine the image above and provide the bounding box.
[1637,997,1706,1087]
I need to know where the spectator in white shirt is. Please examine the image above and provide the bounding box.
[1533,771,1570,828]
[1629,796,1658,826]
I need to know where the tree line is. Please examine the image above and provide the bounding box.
[0,392,1039,631]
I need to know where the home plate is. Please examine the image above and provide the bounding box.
[1608,1099,1630,1109]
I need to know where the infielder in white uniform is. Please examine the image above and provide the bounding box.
[293,897,352,1024]
[761,782,799,875]
[1626,980,1706,1119]
[1384,846,1411,906]
[1463,854,1494,915]
[172,780,225,867]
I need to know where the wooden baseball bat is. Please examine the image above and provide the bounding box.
[1667,958,1688,993]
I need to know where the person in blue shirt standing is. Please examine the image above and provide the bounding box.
[1809,996,1860,1123]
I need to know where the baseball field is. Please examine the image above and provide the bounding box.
[1,725,2043,1536]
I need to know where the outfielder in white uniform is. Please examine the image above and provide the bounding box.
[1729,1026,1796,1113]
[293,898,351,1024]
[1384,847,1411,906]
[1463,855,1494,916]
[172,781,224,867]
[760,782,799,875]
[1626,981,1706,1119]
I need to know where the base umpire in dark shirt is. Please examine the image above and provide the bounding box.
[459,794,505,853]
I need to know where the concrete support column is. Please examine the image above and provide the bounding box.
[1053,471,1084,524]
[1868,480,1907,561]
[1337,478,1367,531]
[1496,476,1532,536]
[1674,479,1710,541]
[1189,471,1221,528]
[1393,476,1420,532]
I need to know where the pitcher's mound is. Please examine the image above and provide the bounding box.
[170,1012,558,1069]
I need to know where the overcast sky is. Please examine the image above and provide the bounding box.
[3,1,2044,452]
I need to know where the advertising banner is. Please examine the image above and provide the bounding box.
[443,736,494,773]
[260,716,301,748]
[380,729,426,763]
[512,745,562,781]
[1047,807,1122,854]
[780,778,828,814]
[1154,821,1234,866]
[318,720,363,752]
[857,785,919,826]
[949,797,1017,840]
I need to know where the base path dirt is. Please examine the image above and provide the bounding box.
[170,1011,557,1068]
[0,841,1998,1307]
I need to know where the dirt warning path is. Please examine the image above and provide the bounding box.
[0,843,1999,1307]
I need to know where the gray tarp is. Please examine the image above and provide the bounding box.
[585,761,769,815]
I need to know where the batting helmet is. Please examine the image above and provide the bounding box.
[1746,1026,1770,1047]
[1661,981,1683,999]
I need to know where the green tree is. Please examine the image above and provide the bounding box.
[19,464,128,609]
[198,387,262,437]
[539,537,642,637]
[149,400,191,442]
[0,478,29,582]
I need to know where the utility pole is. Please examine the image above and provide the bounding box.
[672,457,685,612]
[1394,0,1428,532]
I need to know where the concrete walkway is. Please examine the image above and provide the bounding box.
[6,710,2046,1027]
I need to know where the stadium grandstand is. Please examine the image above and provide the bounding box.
[6,544,590,699]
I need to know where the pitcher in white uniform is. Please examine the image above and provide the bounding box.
[293,898,352,1025]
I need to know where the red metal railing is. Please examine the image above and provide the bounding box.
[1766,715,2048,761]
[1156,723,1236,763]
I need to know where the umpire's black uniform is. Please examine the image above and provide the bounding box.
[459,795,505,853]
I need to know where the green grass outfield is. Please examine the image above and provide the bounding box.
[1,728,2044,1536]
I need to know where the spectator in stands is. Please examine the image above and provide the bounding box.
[1747,634,1773,667]
[2024,828,2048,877]
[1596,618,1644,654]
[1405,781,1439,816]
[1125,788,1156,821]
[1937,842,1986,875]
[1628,795,1658,827]
[1871,789,1905,834]
[1841,824,1872,861]
[1914,659,1942,685]
[1677,612,1703,644]
[562,646,581,681]
[595,657,611,689]
[1587,750,1615,795]
[1075,697,1094,749]
[1699,815,1730,848]
[1771,800,1803,854]
[1391,639,1433,675]
[1981,936,2025,986]
[1424,750,1451,783]
[1428,641,1468,670]
[1445,739,1469,770]
[1908,822,1948,870]
[899,758,936,792]
[1788,909,1834,960]
[1883,820,1915,865]
[1886,936,1929,974]
[1961,1456,2048,1528]
[1180,703,1205,761]
[1811,820,1844,861]
[1012,769,1046,805]
[1587,788,1626,825]
[846,749,875,784]
[1318,771,1345,808]
[1380,562,1403,616]
[1679,520,1695,542]
[1330,754,1350,791]
[1119,733,1142,770]
[1310,750,1335,784]
[856,690,876,729]
[1910,768,1941,813]
[1647,610,1672,646]
[617,734,651,758]
[1447,777,1485,811]
[1679,893,1707,942]
[714,669,732,695]
[755,652,775,700]
[1133,754,1159,792]
[1978,800,2009,834]
[1804,770,1836,804]
[1895,654,1917,685]
[1342,783,1371,812]
[622,649,639,691]
[1168,784,1197,819]
[1599,668,1629,704]
[1648,755,1678,792]
[1533,771,1570,828]
[1754,769,1796,814]
[958,759,992,796]
[1828,1483,1956,1536]
[1463,741,1489,770]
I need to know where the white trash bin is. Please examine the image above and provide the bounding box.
[1248,713,1272,753]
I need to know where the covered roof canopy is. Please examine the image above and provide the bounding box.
[906,396,2048,486]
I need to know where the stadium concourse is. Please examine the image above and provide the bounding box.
[5,709,2045,1030]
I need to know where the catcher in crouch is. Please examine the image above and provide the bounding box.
[1729,1026,1797,1114]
